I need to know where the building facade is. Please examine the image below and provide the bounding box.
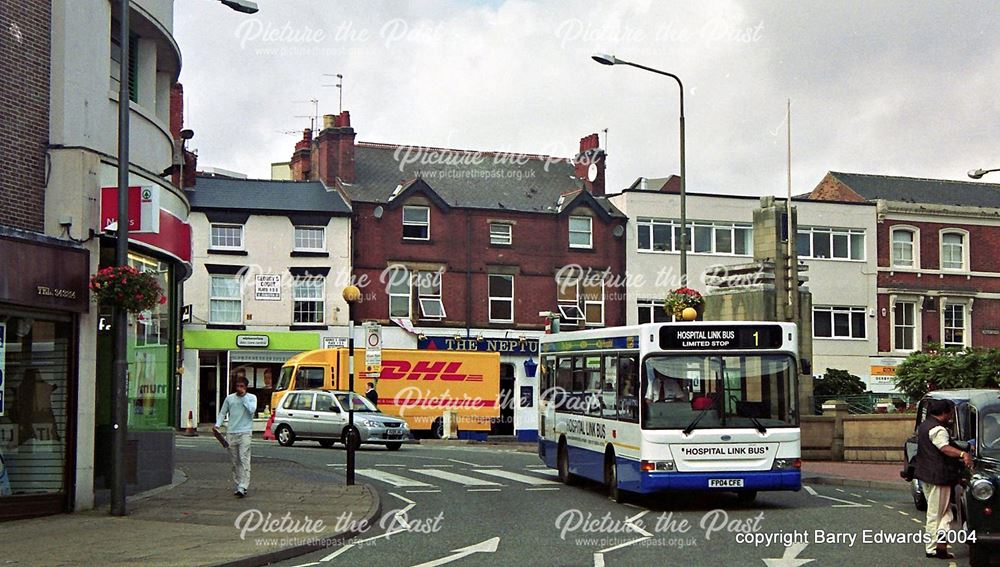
[609,181,879,390]
[285,113,628,440]
[808,172,1000,391]
[180,175,353,424]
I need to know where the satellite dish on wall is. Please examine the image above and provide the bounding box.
[373,206,384,219]
[587,163,598,182]
[612,225,625,238]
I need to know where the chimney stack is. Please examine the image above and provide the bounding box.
[290,128,313,180]
[574,133,606,196]
[313,111,356,184]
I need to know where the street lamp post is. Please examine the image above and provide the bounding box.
[342,285,362,485]
[592,53,688,284]
[109,0,258,517]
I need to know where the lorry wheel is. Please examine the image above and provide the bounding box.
[276,425,295,447]
[431,417,445,439]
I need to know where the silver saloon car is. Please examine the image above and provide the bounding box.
[273,389,413,451]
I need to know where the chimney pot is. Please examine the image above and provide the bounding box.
[323,114,336,129]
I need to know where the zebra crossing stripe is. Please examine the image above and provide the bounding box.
[355,469,434,487]
[412,468,502,486]
[473,468,560,485]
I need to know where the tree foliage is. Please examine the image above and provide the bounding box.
[893,344,1000,399]
[813,368,867,397]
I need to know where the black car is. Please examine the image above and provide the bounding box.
[900,389,1000,566]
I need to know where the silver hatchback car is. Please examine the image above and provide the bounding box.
[273,390,413,451]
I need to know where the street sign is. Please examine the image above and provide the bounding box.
[255,274,281,301]
[364,321,381,375]
[322,336,348,349]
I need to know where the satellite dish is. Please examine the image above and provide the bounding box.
[612,225,625,238]
[373,206,384,219]
[587,163,598,182]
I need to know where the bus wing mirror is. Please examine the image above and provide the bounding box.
[800,358,812,375]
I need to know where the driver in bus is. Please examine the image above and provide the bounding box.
[645,370,687,403]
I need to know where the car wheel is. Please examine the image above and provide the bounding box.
[912,479,927,511]
[605,449,626,503]
[968,543,988,567]
[386,442,402,451]
[319,439,335,449]
[736,491,758,506]
[341,426,361,452]
[275,425,295,447]
[557,440,575,485]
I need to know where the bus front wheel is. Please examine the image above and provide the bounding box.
[605,449,626,503]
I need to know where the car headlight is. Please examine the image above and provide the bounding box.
[971,478,995,501]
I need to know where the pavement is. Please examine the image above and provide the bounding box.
[801,460,906,491]
[0,442,380,567]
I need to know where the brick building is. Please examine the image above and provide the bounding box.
[286,112,628,440]
[808,171,1000,390]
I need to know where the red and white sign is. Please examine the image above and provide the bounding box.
[100,186,160,233]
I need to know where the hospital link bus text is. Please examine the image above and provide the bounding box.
[537,321,802,503]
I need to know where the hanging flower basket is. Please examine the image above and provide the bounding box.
[89,266,165,313]
[664,286,704,318]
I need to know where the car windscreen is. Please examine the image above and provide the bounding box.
[981,409,1000,458]
[275,366,294,391]
[334,392,377,412]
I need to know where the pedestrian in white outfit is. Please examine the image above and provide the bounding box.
[213,376,257,497]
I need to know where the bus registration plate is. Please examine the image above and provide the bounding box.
[708,478,744,488]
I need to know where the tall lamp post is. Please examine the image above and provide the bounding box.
[342,285,362,485]
[592,53,688,283]
[110,0,258,517]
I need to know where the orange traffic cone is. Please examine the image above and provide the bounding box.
[263,412,276,441]
[183,410,198,437]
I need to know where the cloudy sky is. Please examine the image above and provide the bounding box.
[174,0,1000,197]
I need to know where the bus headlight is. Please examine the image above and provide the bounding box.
[971,478,995,501]
[772,458,802,470]
[640,460,675,472]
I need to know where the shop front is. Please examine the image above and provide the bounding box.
[0,230,89,520]
[182,330,322,424]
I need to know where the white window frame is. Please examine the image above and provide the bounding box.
[387,266,411,319]
[941,302,969,348]
[489,222,512,246]
[210,223,244,250]
[812,306,867,340]
[488,274,514,323]
[636,218,752,256]
[415,270,446,320]
[637,299,674,324]
[797,226,865,261]
[292,276,325,324]
[209,274,243,324]
[891,298,918,353]
[293,225,326,252]
[939,229,968,272]
[581,278,605,327]
[890,226,919,269]
[402,206,430,241]
[569,216,593,249]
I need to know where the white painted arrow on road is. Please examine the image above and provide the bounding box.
[762,542,814,567]
[410,537,500,567]
[803,485,870,508]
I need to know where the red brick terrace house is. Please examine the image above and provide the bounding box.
[286,111,628,440]
[808,172,1000,385]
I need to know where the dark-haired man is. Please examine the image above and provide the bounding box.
[213,376,257,498]
[914,399,973,559]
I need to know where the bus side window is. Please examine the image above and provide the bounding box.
[556,357,573,411]
[540,356,555,400]
[602,355,618,419]
[617,355,639,423]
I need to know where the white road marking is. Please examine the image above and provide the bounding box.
[467,488,502,492]
[912,518,922,524]
[525,469,560,481]
[525,487,560,491]
[355,469,434,487]
[594,535,652,565]
[390,492,416,505]
[291,563,319,567]
[835,488,845,493]
[410,537,500,567]
[899,511,909,516]
[866,499,878,504]
[326,464,346,467]
[762,542,814,566]
[413,469,502,486]
[850,493,863,498]
[883,505,894,509]
[803,485,870,508]
[447,458,479,466]
[525,464,547,468]
[374,464,408,468]
[473,469,560,485]
[406,489,441,494]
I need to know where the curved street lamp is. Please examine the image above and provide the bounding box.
[592,53,688,283]
[968,168,1000,180]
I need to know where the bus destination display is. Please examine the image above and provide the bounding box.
[659,325,784,350]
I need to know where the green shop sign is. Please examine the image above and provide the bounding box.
[184,330,321,351]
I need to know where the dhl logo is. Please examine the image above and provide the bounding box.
[379,360,484,382]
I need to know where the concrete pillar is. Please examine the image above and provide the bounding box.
[821,400,849,461]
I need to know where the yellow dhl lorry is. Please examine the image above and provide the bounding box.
[273,348,501,438]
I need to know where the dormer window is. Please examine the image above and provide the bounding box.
[402,206,430,240]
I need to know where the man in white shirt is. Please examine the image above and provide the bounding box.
[645,372,686,403]
[213,376,257,497]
